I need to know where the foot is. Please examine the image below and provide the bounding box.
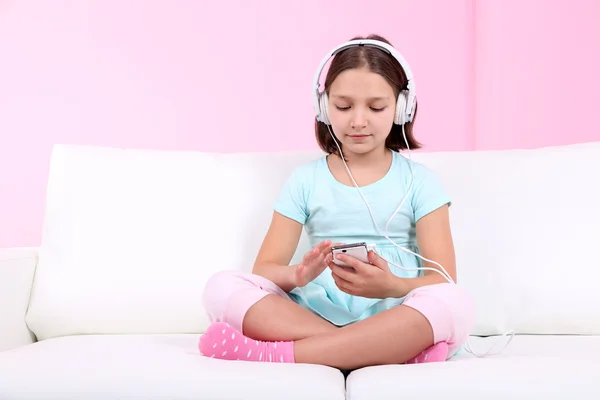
[198,322,295,363]
[406,341,449,364]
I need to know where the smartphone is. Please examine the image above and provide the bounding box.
[331,242,371,268]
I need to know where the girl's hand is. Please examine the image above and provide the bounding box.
[328,250,408,299]
[294,240,339,287]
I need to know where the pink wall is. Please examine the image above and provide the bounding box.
[0,0,598,248]
[474,0,600,149]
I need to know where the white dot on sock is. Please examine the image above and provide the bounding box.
[247,349,252,358]
[212,343,217,349]
[244,338,248,344]
[259,352,263,361]
[424,354,429,361]
[234,345,238,353]
[222,339,227,345]
[211,354,215,358]
[222,351,227,356]
[255,340,259,346]
[222,329,226,334]
[269,354,272,362]
[274,343,277,348]
[280,355,284,362]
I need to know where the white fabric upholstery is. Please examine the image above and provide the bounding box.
[1,333,598,399]
[26,146,320,340]
[0,334,345,399]
[408,144,600,336]
[347,335,600,399]
[0,248,37,351]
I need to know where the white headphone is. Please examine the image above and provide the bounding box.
[312,39,417,126]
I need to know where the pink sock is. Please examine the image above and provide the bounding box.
[406,341,449,364]
[198,322,295,363]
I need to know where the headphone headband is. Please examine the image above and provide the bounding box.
[312,39,417,125]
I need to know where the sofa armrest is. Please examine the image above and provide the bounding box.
[0,247,38,351]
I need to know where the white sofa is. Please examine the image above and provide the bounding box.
[1,141,600,399]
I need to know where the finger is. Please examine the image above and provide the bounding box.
[329,262,356,283]
[331,268,352,285]
[327,254,354,271]
[321,242,338,257]
[303,249,329,272]
[318,241,344,257]
[304,241,328,263]
[333,253,365,270]
[301,251,316,266]
[315,240,331,253]
[311,251,327,269]
[368,250,387,270]
[332,273,354,295]
[327,242,345,252]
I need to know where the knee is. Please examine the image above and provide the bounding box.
[442,283,477,332]
[431,283,476,328]
[438,283,478,355]
[406,283,477,342]
[202,270,252,319]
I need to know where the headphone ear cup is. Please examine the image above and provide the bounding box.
[394,90,409,125]
[318,92,331,125]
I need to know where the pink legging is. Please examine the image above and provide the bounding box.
[202,270,476,358]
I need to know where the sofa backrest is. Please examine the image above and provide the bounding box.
[25,142,600,340]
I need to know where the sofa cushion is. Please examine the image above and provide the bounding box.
[408,142,600,335]
[0,334,345,400]
[346,335,600,399]
[26,145,322,340]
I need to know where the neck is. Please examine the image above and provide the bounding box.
[338,146,392,168]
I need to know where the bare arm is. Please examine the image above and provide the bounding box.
[391,205,457,295]
[252,211,304,292]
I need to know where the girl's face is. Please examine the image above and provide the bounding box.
[327,67,396,156]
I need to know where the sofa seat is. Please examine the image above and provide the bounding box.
[347,335,600,399]
[0,334,346,400]
[2,334,599,399]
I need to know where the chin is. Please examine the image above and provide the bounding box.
[340,142,378,155]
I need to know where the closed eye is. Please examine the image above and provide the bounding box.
[334,106,386,112]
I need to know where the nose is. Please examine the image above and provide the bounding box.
[350,109,367,130]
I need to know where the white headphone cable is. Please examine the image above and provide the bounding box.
[326,124,454,283]
[326,123,515,358]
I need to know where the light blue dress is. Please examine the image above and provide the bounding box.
[272,150,452,326]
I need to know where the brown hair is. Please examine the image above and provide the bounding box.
[315,34,422,154]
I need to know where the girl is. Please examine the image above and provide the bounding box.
[199,34,476,370]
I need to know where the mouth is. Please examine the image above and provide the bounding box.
[347,134,371,141]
